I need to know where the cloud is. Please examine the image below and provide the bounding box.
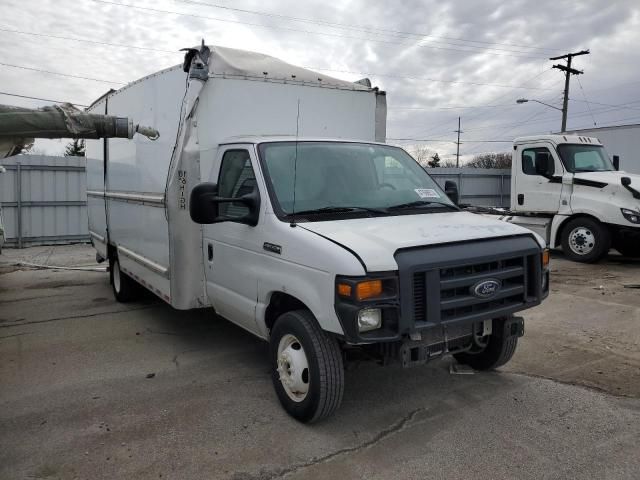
[1,0,639,158]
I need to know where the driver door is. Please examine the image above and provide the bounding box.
[202,146,264,335]
[514,144,564,213]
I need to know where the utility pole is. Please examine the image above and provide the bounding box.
[454,116,462,167]
[550,49,589,132]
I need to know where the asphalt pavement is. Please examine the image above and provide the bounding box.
[1,245,639,479]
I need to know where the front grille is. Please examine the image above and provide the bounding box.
[412,254,535,325]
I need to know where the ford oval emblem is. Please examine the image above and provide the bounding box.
[471,279,501,298]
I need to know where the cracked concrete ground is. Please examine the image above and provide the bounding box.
[1,245,639,479]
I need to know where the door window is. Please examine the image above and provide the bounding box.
[218,150,257,219]
[522,148,555,176]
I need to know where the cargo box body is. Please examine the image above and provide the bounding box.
[86,46,386,308]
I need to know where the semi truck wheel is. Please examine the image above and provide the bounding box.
[561,217,611,263]
[110,257,139,302]
[454,317,518,370]
[269,310,344,423]
[614,238,640,258]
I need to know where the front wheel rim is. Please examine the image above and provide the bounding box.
[568,227,596,255]
[277,334,310,402]
[113,260,121,293]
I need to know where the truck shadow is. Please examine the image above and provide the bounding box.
[136,293,521,429]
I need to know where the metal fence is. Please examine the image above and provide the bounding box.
[0,155,89,248]
[429,168,511,208]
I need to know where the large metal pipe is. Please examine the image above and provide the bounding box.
[0,103,159,158]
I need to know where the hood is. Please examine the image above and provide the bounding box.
[574,171,640,187]
[300,211,541,271]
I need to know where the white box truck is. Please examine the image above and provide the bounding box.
[86,45,549,422]
[469,135,640,263]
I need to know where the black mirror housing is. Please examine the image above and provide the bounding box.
[190,182,219,224]
[444,180,459,205]
[189,182,261,226]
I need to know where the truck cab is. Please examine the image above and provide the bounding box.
[510,135,640,262]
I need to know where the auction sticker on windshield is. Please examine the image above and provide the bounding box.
[414,188,440,199]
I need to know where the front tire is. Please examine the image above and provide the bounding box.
[561,217,611,263]
[269,310,344,423]
[454,317,518,370]
[110,257,139,303]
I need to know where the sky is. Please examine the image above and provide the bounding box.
[2,0,640,162]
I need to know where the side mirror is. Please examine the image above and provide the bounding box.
[612,155,620,170]
[444,180,459,205]
[189,182,261,226]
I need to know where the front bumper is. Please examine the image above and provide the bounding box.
[335,235,547,345]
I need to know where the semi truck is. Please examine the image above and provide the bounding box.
[473,135,640,263]
[86,44,549,422]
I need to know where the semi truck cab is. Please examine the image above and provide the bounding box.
[503,135,640,262]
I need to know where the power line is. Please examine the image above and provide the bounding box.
[0,61,124,85]
[310,66,554,90]
[576,77,596,127]
[0,26,176,54]
[389,103,514,111]
[570,97,640,112]
[0,91,88,107]
[90,1,546,59]
[0,29,556,91]
[172,0,562,54]
[388,138,512,143]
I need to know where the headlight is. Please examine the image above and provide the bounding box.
[621,208,640,224]
[358,308,382,332]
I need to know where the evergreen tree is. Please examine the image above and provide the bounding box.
[64,138,86,157]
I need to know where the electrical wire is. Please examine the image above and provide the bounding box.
[576,77,597,127]
[89,0,546,59]
[0,61,124,85]
[0,91,88,107]
[172,0,562,54]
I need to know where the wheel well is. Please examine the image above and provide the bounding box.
[265,292,309,333]
[555,214,606,247]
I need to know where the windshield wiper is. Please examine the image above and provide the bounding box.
[386,200,457,211]
[290,206,387,216]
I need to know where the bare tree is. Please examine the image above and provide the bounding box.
[466,152,512,169]
[407,145,435,168]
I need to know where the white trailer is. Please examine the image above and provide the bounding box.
[87,45,548,422]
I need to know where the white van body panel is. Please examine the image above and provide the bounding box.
[302,211,544,272]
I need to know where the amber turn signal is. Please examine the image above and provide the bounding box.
[356,280,383,301]
[542,249,550,268]
[337,283,352,297]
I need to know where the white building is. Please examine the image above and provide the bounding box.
[564,124,640,174]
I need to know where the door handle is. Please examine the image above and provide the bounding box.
[517,194,524,205]
[207,243,213,261]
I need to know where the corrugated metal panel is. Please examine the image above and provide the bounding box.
[429,168,512,207]
[0,154,89,248]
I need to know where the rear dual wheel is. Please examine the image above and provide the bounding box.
[110,257,140,302]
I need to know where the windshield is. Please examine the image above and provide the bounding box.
[557,144,615,173]
[257,142,455,218]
